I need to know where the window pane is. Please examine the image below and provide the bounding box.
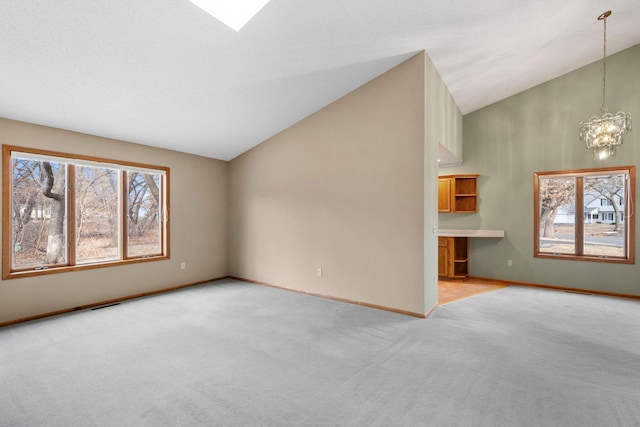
[127,172,162,257]
[539,177,575,255]
[583,174,626,257]
[11,158,68,268]
[76,166,121,264]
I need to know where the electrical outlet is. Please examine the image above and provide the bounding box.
[507,259,512,267]
[317,268,322,277]
[181,262,186,270]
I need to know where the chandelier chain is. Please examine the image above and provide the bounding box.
[602,14,607,113]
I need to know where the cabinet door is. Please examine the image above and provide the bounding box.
[438,178,451,212]
[438,246,448,277]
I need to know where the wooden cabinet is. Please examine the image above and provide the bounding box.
[437,237,449,277]
[438,174,479,213]
[438,236,469,279]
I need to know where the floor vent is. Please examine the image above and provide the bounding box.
[91,303,121,310]
[564,290,593,295]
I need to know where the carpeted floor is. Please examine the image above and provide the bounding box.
[1,279,639,426]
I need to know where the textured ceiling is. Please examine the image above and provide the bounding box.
[1,0,639,160]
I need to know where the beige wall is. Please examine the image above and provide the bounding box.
[440,43,640,296]
[0,118,229,323]
[229,52,433,315]
[0,50,460,322]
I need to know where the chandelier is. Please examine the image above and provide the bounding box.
[579,10,632,160]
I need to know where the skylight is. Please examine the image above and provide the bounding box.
[190,0,271,31]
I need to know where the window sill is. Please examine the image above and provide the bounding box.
[3,255,169,280]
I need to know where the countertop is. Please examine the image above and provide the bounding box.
[438,229,505,238]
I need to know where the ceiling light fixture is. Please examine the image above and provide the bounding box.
[579,10,632,160]
[190,0,271,31]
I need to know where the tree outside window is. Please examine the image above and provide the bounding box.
[3,146,169,279]
[534,166,635,264]
[10,159,68,268]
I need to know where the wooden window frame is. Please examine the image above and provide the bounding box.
[534,166,635,264]
[2,145,170,279]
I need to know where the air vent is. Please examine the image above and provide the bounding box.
[564,290,593,295]
[90,303,121,311]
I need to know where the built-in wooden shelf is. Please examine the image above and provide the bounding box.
[438,236,469,279]
[437,230,505,278]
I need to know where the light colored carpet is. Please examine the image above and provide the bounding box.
[1,279,639,426]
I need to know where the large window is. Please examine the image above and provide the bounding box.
[3,145,169,279]
[534,166,635,264]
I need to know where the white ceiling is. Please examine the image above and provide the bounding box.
[2,0,639,161]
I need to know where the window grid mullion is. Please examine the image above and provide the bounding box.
[68,165,77,266]
[575,177,584,257]
[122,170,129,260]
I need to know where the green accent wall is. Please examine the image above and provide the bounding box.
[440,43,640,296]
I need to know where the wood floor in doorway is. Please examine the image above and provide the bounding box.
[439,278,508,305]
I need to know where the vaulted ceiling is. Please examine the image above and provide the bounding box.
[2,1,639,160]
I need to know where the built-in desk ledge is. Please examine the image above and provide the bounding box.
[438,229,505,238]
